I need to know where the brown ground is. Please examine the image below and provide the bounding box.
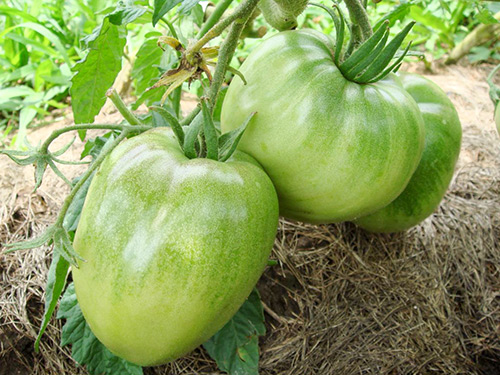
[0,63,499,375]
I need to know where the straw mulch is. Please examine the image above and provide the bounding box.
[1,63,499,375]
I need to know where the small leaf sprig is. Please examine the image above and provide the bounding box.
[1,89,152,351]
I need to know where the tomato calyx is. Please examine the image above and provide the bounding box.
[150,98,255,162]
[145,37,219,105]
[310,2,418,84]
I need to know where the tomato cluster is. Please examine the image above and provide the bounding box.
[73,29,461,367]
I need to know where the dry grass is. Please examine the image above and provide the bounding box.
[1,63,499,375]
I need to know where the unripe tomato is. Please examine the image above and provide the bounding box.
[355,73,462,232]
[72,128,279,366]
[221,30,425,223]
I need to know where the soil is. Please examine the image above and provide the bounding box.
[0,63,499,375]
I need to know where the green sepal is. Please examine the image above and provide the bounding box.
[53,226,84,267]
[3,225,56,253]
[0,137,76,191]
[150,105,185,148]
[183,112,203,159]
[367,40,413,83]
[333,4,346,67]
[226,65,247,85]
[218,112,256,162]
[340,20,389,75]
[52,137,76,157]
[309,3,344,65]
[201,99,219,161]
[355,21,415,83]
[345,29,389,79]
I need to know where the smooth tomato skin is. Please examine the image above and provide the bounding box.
[355,73,462,232]
[221,29,425,223]
[72,128,279,366]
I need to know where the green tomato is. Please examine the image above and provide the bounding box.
[221,30,425,224]
[355,73,462,232]
[72,128,278,366]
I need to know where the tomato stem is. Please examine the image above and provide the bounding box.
[343,0,373,48]
[208,5,257,106]
[106,89,142,125]
[185,0,259,65]
[197,0,234,38]
[39,124,151,155]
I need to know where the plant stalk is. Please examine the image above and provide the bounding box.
[186,0,259,64]
[40,124,152,154]
[343,0,373,46]
[106,89,142,125]
[197,0,234,38]
[208,4,257,106]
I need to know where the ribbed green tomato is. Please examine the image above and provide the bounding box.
[221,29,425,224]
[72,128,278,366]
[355,73,462,232]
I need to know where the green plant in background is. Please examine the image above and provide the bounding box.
[0,0,116,148]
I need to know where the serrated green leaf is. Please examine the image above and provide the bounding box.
[57,283,143,375]
[80,133,114,160]
[35,251,69,351]
[153,0,182,26]
[108,4,147,26]
[374,1,415,30]
[70,18,126,125]
[203,289,265,375]
[178,0,201,14]
[131,36,164,95]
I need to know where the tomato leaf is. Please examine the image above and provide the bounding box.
[108,3,147,26]
[178,0,202,14]
[374,1,415,30]
[57,283,143,375]
[81,133,115,160]
[203,288,265,375]
[152,0,183,26]
[34,250,70,352]
[70,18,126,129]
[131,36,163,95]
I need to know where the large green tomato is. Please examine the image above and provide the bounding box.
[355,73,462,232]
[221,29,425,224]
[72,128,279,366]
